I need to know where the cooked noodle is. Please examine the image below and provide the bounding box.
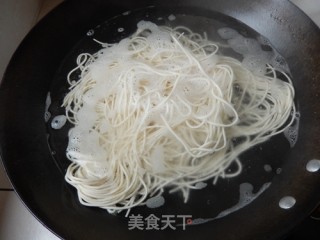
[62,21,295,215]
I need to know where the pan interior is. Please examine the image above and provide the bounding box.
[45,6,297,225]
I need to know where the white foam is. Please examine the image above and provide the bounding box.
[137,20,158,32]
[242,55,267,75]
[218,27,290,74]
[147,30,171,49]
[215,182,271,219]
[217,28,240,40]
[227,36,250,55]
[66,126,108,164]
[179,182,271,227]
[283,112,300,148]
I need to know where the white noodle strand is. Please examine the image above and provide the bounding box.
[62,21,295,215]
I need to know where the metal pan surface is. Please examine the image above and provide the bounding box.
[0,0,320,239]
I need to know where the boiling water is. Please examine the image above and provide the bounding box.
[46,7,298,221]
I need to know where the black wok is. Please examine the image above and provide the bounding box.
[0,0,320,239]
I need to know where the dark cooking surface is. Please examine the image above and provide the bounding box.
[286,208,320,239]
[0,0,320,240]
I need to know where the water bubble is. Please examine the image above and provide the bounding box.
[194,182,207,189]
[146,195,165,208]
[44,111,51,122]
[306,159,320,172]
[264,164,272,172]
[122,11,130,15]
[45,92,51,111]
[118,27,124,33]
[279,196,296,209]
[51,115,67,129]
[168,14,176,21]
[87,29,94,36]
